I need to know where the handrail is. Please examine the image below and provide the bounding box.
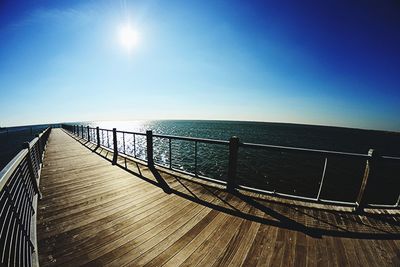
[381,155,400,161]
[241,142,370,159]
[0,150,28,191]
[62,124,400,211]
[0,126,51,267]
[116,130,146,136]
[153,133,229,145]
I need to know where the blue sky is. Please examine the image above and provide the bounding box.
[0,0,399,131]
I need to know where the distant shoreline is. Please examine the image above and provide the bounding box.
[2,119,398,134]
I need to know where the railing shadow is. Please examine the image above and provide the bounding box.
[65,130,400,240]
[149,165,172,194]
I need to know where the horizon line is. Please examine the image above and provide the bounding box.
[2,118,399,134]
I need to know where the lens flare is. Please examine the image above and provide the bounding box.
[118,23,139,52]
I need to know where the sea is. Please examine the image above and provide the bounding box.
[2,120,399,204]
[0,125,50,170]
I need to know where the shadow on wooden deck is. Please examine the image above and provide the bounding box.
[68,131,400,241]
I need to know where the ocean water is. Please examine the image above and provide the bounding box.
[0,125,50,170]
[0,125,48,170]
[77,120,400,205]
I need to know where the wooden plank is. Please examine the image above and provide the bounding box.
[177,201,251,267]
[162,212,230,267]
[268,241,285,266]
[217,209,262,267]
[188,205,254,267]
[243,224,276,266]
[138,209,220,266]
[293,230,307,266]
[305,236,318,267]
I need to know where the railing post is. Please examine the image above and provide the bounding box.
[169,138,172,169]
[194,141,198,176]
[112,128,118,165]
[316,157,328,201]
[356,149,376,212]
[96,127,100,147]
[146,130,154,166]
[87,126,90,142]
[81,125,84,138]
[227,136,239,192]
[23,142,42,199]
[76,125,79,136]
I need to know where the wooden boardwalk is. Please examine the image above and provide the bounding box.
[37,129,400,266]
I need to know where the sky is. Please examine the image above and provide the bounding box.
[0,0,399,131]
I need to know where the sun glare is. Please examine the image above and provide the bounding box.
[118,23,139,52]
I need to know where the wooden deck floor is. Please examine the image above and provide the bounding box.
[37,129,400,266]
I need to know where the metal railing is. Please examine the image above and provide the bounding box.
[62,124,400,211]
[0,127,51,267]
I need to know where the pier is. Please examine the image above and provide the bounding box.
[1,127,400,266]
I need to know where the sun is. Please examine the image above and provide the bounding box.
[118,23,139,52]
